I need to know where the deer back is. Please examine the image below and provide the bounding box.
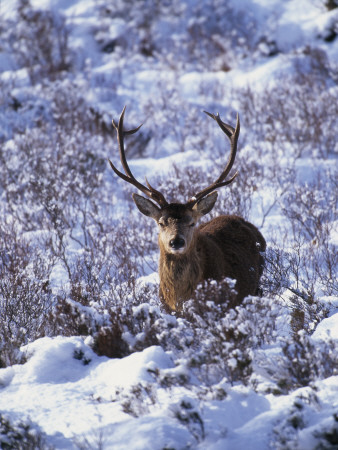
[198,215,266,301]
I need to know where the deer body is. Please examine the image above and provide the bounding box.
[158,214,266,311]
[109,107,266,312]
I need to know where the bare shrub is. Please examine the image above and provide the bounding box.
[141,94,209,155]
[0,222,54,367]
[95,0,260,72]
[313,413,338,449]
[0,413,53,450]
[112,383,158,418]
[1,86,110,280]
[45,79,112,137]
[10,0,72,84]
[52,280,162,359]
[171,399,205,443]
[272,390,320,448]
[52,297,96,338]
[236,53,338,159]
[280,171,337,241]
[276,332,338,392]
[262,239,332,337]
[260,153,336,332]
[0,80,116,365]
[180,282,278,385]
[264,166,337,333]
[4,129,105,229]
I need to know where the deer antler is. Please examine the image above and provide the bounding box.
[109,106,168,207]
[188,111,240,206]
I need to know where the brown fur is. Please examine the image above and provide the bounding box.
[158,214,266,311]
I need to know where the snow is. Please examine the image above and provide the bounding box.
[2,334,337,448]
[312,314,338,340]
[1,340,175,446]
[0,0,337,448]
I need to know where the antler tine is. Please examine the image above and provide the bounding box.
[109,106,168,207]
[112,105,142,179]
[189,111,240,205]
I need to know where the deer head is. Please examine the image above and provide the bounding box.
[109,106,240,256]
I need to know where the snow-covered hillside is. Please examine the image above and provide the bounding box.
[0,0,337,448]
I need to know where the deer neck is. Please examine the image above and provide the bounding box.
[158,235,203,311]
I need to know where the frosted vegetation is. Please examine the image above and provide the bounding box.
[0,0,337,448]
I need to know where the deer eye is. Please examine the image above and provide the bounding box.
[158,222,165,228]
[190,222,195,228]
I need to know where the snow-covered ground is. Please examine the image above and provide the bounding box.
[0,0,337,448]
[0,332,337,449]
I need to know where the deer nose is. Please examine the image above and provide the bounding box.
[169,237,185,250]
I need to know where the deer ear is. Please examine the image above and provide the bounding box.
[192,191,218,216]
[132,193,162,220]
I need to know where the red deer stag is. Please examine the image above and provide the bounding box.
[109,107,266,312]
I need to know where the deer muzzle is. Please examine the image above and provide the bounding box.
[169,236,186,252]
